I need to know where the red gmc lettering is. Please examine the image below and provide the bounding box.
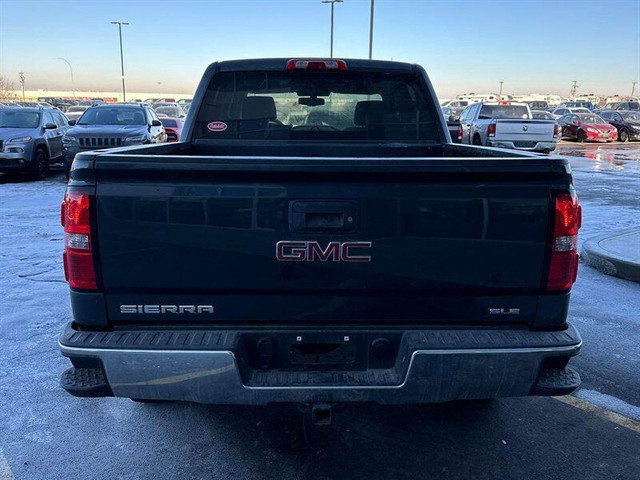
[276,241,372,262]
[341,241,372,262]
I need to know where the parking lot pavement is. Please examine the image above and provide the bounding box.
[0,143,639,479]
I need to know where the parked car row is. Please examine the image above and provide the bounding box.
[0,99,191,180]
[443,97,639,148]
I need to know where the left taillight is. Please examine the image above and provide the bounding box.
[457,125,463,141]
[546,191,582,291]
[61,188,97,290]
[487,123,497,137]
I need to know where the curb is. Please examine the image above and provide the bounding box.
[580,227,640,283]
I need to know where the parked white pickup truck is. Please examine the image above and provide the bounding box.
[459,102,559,153]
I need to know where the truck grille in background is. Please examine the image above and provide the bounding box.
[79,137,123,148]
[514,141,537,148]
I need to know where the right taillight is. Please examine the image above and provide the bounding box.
[487,123,496,137]
[62,188,97,290]
[546,192,582,291]
[553,124,560,138]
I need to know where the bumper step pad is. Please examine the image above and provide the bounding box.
[60,367,113,398]
[532,367,581,396]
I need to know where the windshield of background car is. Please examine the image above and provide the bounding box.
[532,112,553,120]
[0,110,40,128]
[77,107,147,125]
[160,119,178,128]
[478,105,529,119]
[155,106,181,117]
[194,70,441,142]
[579,115,605,123]
[621,112,640,121]
[602,103,620,110]
[67,106,87,113]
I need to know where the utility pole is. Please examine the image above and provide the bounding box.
[571,80,578,98]
[499,81,504,96]
[368,0,375,59]
[18,72,25,100]
[632,81,638,97]
[322,0,343,58]
[56,57,75,98]
[110,21,129,102]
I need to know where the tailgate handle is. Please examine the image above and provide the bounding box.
[290,201,357,233]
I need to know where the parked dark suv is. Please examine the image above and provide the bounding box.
[62,103,167,178]
[0,106,69,179]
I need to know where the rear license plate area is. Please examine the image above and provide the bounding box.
[239,331,400,372]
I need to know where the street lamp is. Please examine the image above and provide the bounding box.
[368,0,375,59]
[499,80,504,96]
[110,21,129,102]
[56,57,75,98]
[321,0,343,58]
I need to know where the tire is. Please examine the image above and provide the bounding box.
[29,148,49,180]
[472,135,482,146]
[576,130,586,143]
[618,129,629,143]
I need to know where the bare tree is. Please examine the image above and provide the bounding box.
[0,74,18,102]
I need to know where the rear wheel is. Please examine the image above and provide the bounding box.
[29,148,49,180]
[576,130,586,143]
[472,135,482,146]
[618,129,629,142]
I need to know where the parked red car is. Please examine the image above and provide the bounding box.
[159,117,184,142]
[559,113,618,142]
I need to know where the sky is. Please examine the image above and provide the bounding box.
[1,0,639,98]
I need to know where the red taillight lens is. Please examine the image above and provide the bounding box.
[546,192,581,291]
[286,59,347,70]
[457,125,463,141]
[487,123,496,137]
[62,189,97,290]
[553,124,560,138]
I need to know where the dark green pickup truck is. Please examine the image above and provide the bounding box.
[59,58,582,417]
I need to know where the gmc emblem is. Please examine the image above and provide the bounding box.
[276,241,372,262]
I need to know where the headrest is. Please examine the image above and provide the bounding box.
[354,100,385,126]
[242,96,277,120]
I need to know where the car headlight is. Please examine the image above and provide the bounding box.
[8,136,32,143]
[586,128,597,133]
[124,135,147,144]
[62,135,78,144]
[632,125,640,131]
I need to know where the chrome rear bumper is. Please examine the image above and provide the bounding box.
[59,324,582,405]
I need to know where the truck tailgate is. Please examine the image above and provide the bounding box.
[93,156,564,325]
[495,119,555,142]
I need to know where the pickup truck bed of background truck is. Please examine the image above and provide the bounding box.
[59,58,582,408]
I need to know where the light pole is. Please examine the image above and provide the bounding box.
[18,72,25,100]
[499,80,503,96]
[368,0,375,59]
[322,0,343,58]
[56,57,75,98]
[571,80,578,98]
[632,81,638,97]
[110,21,129,102]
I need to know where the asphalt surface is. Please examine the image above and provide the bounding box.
[0,141,639,480]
